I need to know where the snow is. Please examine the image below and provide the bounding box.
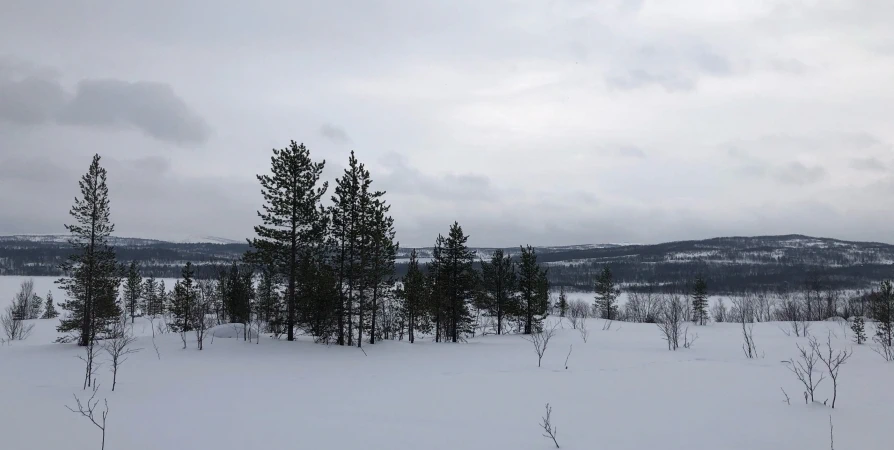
[1,276,892,450]
[210,323,259,340]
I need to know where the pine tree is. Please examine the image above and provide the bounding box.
[440,222,476,342]
[29,292,43,320]
[872,280,894,347]
[155,280,167,317]
[399,249,428,343]
[41,291,58,319]
[170,262,197,333]
[255,262,282,332]
[220,262,253,328]
[518,245,550,334]
[123,261,142,323]
[594,266,620,320]
[248,141,327,342]
[330,151,378,346]
[692,277,709,326]
[142,277,160,316]
[557,286,568,318]
[479,249,517,335]
[365,198,397,345]
[851,316,866,344]
[428,235,446,342]
[57,154,122,346]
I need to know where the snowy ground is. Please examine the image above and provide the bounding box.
[1,276,892,450]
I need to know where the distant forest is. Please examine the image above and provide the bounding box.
[3,234,892,294]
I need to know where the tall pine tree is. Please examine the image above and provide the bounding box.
[479,249,517,335]
[248,141,328,342]
[57,154,121,346]
[594,266,620,320]
[691,277,709,326]
[365,198,397,345]
[518,245,549,334]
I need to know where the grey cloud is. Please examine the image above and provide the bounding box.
[0,76,67,125]
[849,157,887,172]
[773,161,827,185]
[377,152,493,201]
[57,79,209,145]
[319,123,351,144]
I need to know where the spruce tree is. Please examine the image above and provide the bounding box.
[57,154,122,346]
[41,291,58,319]
[594,266,620,320]
[399,249,428,343]
[557,286,568,318]
[29,292,43,320]
[123,261,142,323]
[518,245,550,334]
[479,249,517,335]
[170,262,197,333]
[248,141,327,342]
[851,316,866,344]
[692,277,709,326]
[441,222,476,342]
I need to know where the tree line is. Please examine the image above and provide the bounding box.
[52,145,551,347]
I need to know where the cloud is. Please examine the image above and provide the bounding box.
[605,41,735,91]
[0,59,208,145]
[377,152,493,201]
[0,76,67,125]
[773,161,827,185]
[57,79,209,144]
[618,146,646,158]
[849,156,887,172]
[319,123,351,143]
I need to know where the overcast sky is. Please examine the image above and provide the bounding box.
[1,1,893,247]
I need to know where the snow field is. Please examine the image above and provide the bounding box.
[0,276,891,450]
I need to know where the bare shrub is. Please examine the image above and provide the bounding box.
[626,287,659,323]
[78,341,103,390]
[741,322,758,359]
[577,318,590,343]
[1,301,34,342]
[813,332,852,408]
[539,403,559,449]
[656,293,685,351]
[786,340,825,404]
[711,298,728,323]
[193,283,215,350]
[103,317,141,391]
[601,319,614,331]
[523,322,558,367]
[682,325,698,349]
[568,300,589,330]
[776,291,810,337]
[65,383,109,450]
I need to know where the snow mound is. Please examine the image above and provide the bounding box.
[210,323,259,340]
